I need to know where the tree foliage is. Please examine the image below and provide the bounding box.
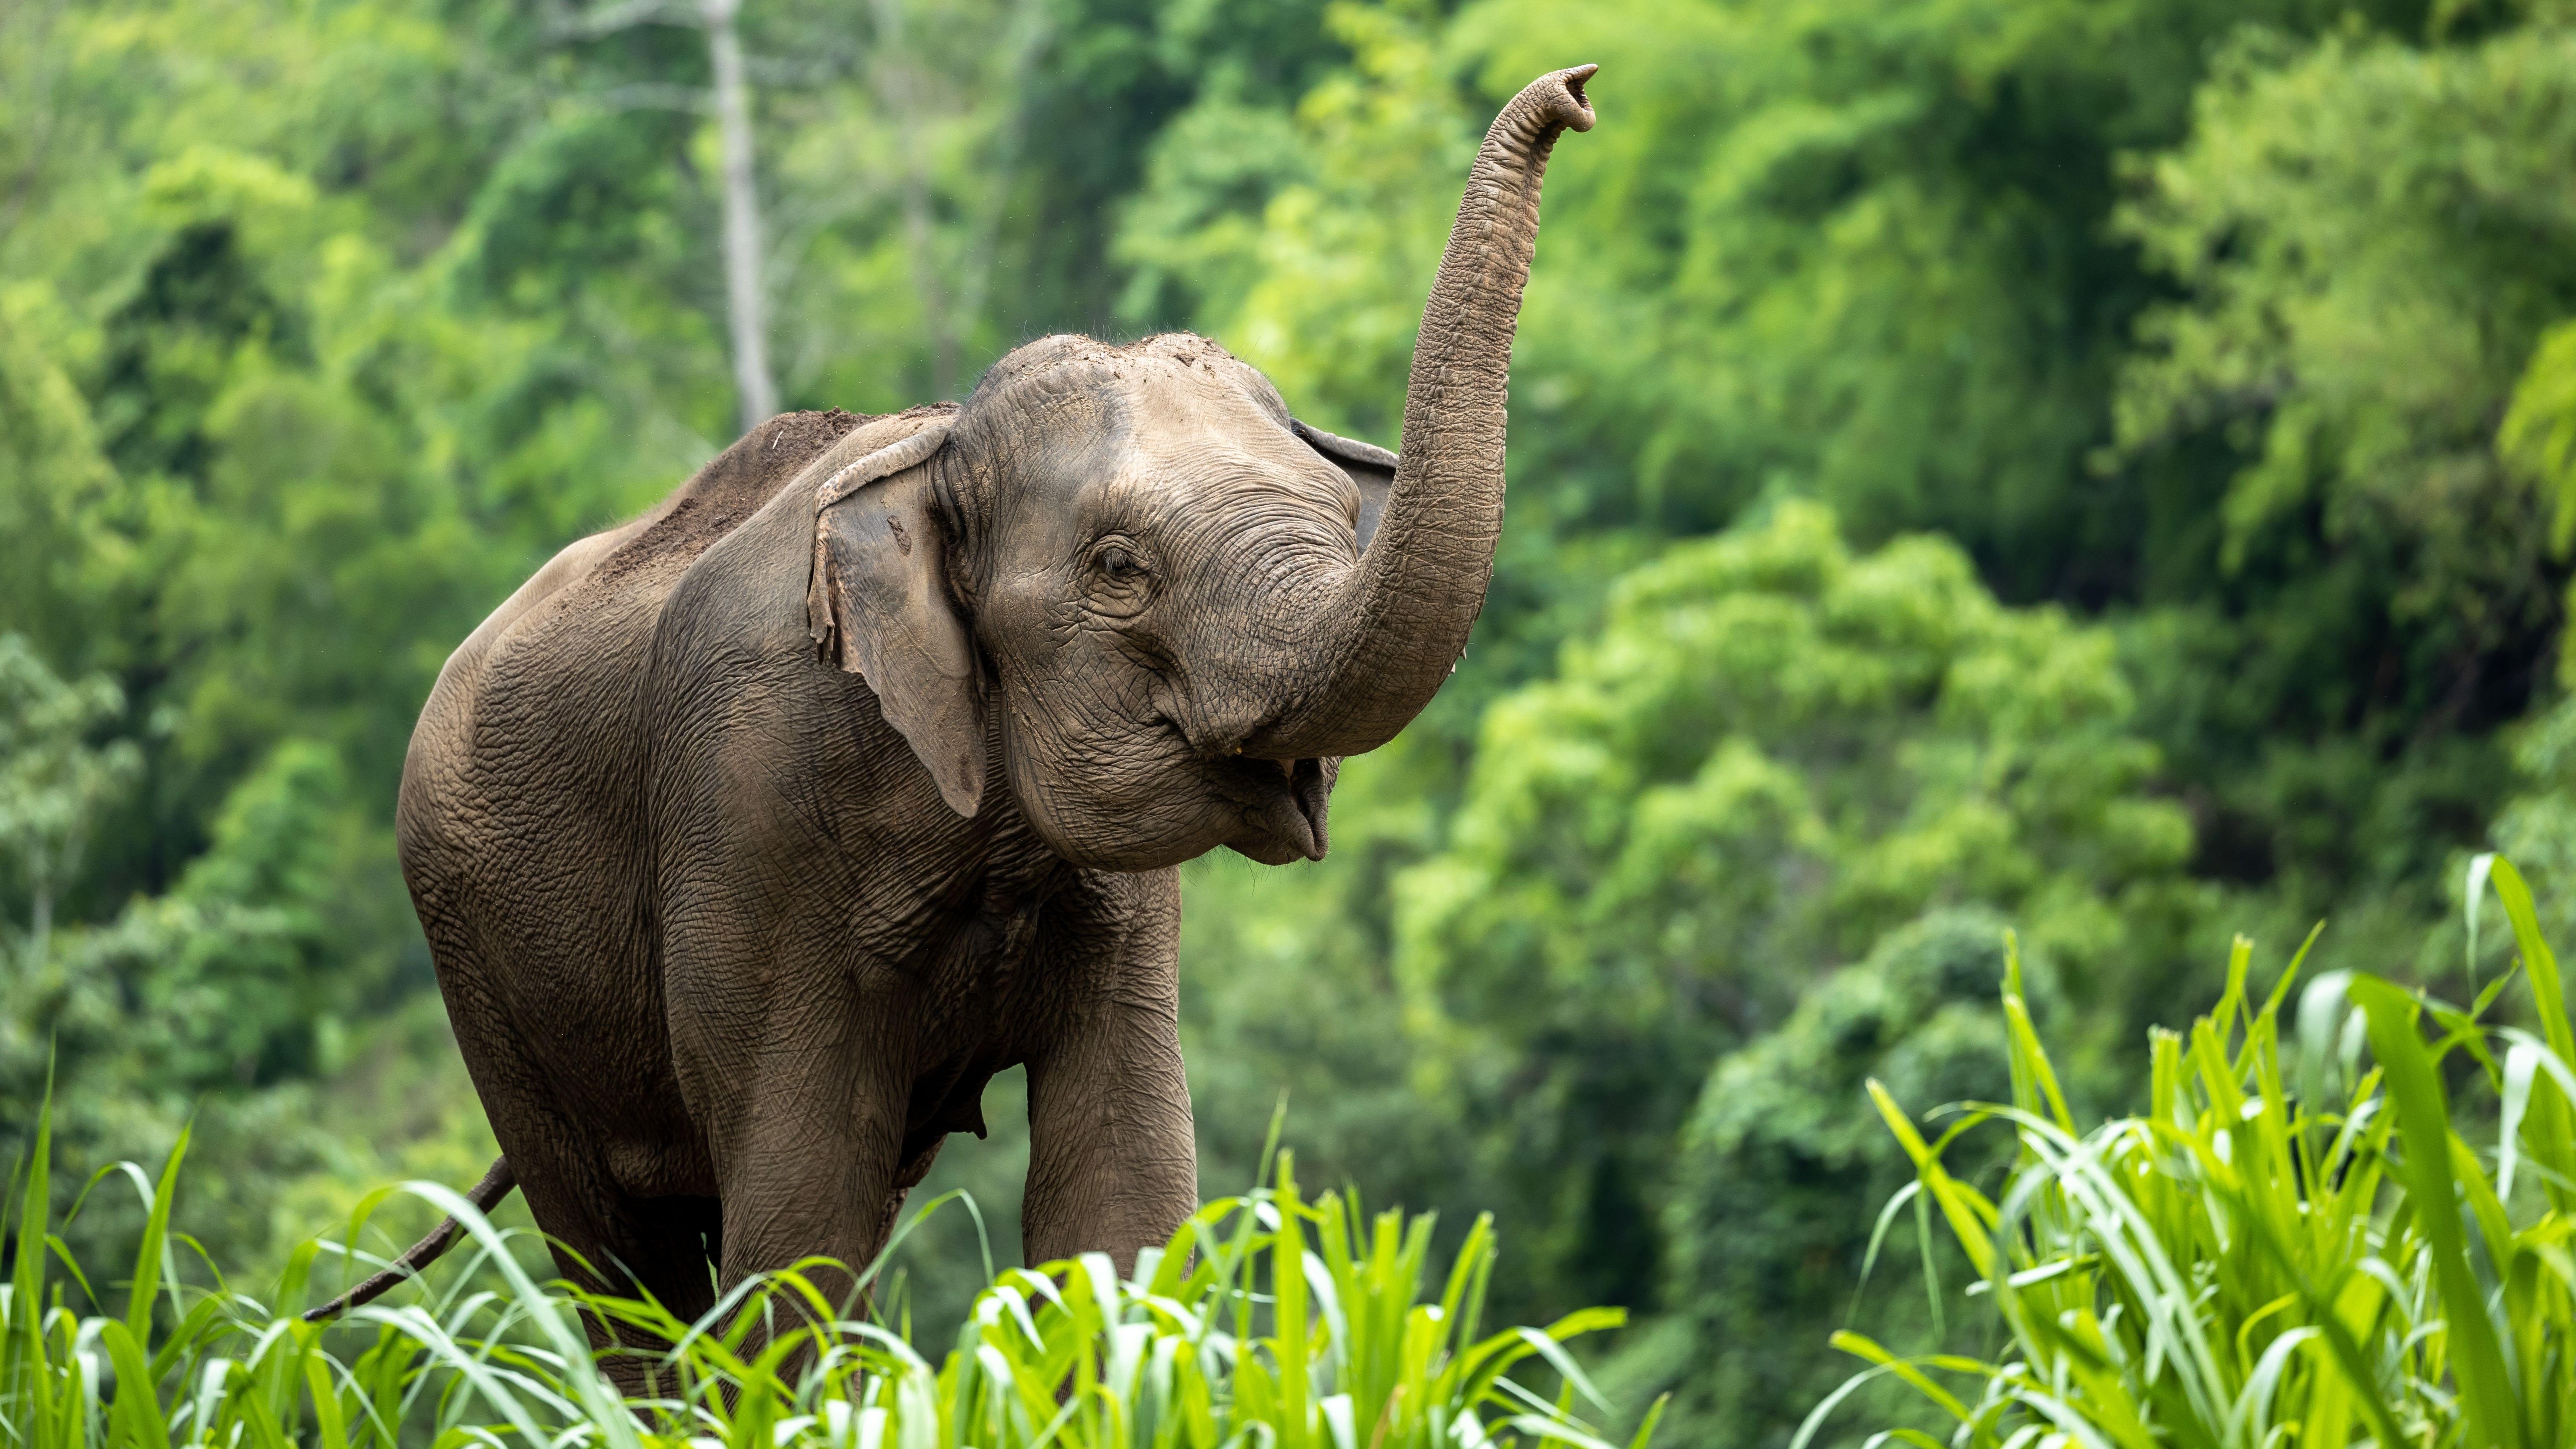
[1388,503,2192,1310]
[1654,911,2039,1449]
[2110,19,2576,924]
[1154,0,2576,1432]
[9,0,2576,1440]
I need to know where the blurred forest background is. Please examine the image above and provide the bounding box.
[9,0,2576,1441]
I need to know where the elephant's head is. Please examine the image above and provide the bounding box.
[808,65,1596,871]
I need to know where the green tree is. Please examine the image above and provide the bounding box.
[1641,911,2038,1449]
[2109,19,2576,940]
[1391,502,2194,1314]
[0,636,138,968]
[0,734,394,1264]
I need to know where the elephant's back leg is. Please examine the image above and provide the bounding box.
[557,1191,725,1397]
[398,671,719,1364]
[415,927,722,1382]
[396,521,712,1180]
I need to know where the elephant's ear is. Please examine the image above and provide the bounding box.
[1291,419,1396,554]
[806,416,985,817]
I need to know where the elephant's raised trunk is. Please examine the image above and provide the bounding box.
[1244,65,1595,762]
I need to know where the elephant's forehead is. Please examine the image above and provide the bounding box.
[1101,369,1345,497]
[986,364,1353,544]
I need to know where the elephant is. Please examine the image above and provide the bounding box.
[306,64,1596,1376]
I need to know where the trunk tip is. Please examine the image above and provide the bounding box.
[1544,64,1599,133]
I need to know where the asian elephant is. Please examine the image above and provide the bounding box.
[311,65,1596,1374]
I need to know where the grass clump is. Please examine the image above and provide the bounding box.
[0,1124,1649,1449]
[1809,855,2576,1449]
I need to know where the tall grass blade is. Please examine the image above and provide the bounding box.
[2352,974,2523,1449]
[1820,887,2576,1449]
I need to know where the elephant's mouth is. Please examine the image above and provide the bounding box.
[1216,753,1332,863]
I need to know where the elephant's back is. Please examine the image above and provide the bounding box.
[401,408,875,852]
[579,408,872,600]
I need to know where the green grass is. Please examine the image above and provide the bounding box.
[0,1116,1652,1449]
[1809,855,2576,1449]
[41,863,2576,1449]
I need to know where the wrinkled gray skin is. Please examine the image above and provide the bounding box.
[396,67,1592,1380]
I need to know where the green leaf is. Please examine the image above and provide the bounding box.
[2351,973,2524,1449]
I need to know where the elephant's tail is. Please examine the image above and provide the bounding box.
[302,1157,518,1322]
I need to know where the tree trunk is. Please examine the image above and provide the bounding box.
[948,0,1051,397]
[702,0,777,429]
[868,0,957,399]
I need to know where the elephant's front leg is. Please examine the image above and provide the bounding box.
[668,945,916,1315]
[1021,869,1197,1272]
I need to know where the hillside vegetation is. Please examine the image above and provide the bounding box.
[8,0,2576,1443]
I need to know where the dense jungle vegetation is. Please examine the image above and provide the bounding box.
[8,0,2576,1442]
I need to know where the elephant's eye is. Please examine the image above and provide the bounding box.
[1085,537,1154,615]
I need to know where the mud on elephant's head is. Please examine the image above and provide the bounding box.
[807,65,1599,873]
